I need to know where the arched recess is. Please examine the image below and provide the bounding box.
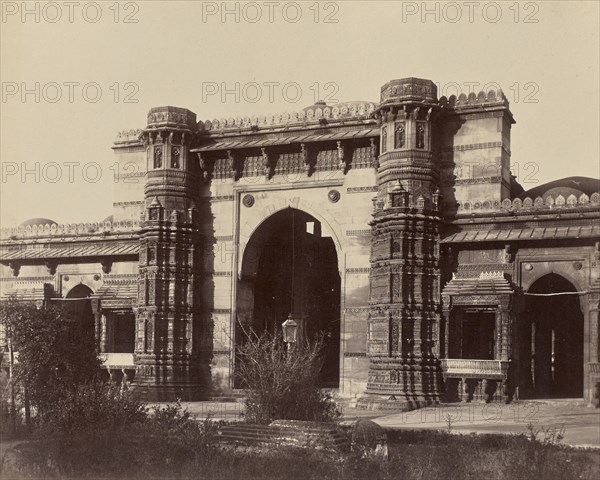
[236,207,341,388]
[60,284,96,357]
[238,197,345,278]
[66,283,94,299]
[523,274,584,398]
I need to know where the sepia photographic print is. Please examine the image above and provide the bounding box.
[0,1,599,478]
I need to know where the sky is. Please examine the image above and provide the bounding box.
[1,0,599,226]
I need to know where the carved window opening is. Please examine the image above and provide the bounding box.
[451,309,496,360]
[395,122,405,149]
[416,122,426,149]
[381,125,387,153]
[106,312,135,353]
[154,146,163,169]
[171,146,181,169]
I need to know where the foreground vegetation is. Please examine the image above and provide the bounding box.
[3,412,599,480]
[1,300,597,479]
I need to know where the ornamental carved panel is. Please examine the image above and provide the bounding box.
[370,274,390,302]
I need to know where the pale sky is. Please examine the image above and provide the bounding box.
[1,0,598,226]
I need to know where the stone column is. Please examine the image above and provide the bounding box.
[442,305,451,358]
[100,313,108,354]
[361,78,443,408]
[452,309,464,359]
[134,106,204,401]
[496,307,511,361]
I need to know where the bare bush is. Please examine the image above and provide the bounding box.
[236,330,340,424]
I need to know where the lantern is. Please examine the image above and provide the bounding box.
[282,314,298,348]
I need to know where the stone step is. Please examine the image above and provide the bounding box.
[223,424,339,434]
[218,427,342,439]
[214,423,349,451]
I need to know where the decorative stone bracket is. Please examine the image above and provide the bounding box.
[197,153,213,183]
[101,259,113,274]
[45,261,57,276]
[504,244,516,263]
[229,150,244,181]
[262,147,274,180]
[5,261,21,277]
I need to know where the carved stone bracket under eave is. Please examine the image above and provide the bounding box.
[262,147,274,180]
[4,261,21,277]
[369,138,379,169]
[197,153,213,183]
[229,150,243,181]
[504,244,516,263]
[45,260,57,276]
[101,259,113,274]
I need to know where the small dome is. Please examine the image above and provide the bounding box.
[301,100,374,112]
[518,176,599,200]
[102,214,114,223]
[19,218,58,227]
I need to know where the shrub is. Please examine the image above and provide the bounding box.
[20,388,219,478]
[40,381,148,437]
[236,331,341,424]
[0,296,102,421]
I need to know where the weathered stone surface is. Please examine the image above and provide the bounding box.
[351,419,388,459]
[214,421,350,452]
[0,77,598,405]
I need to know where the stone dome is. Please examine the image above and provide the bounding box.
[301,100,374,112]
[518,176,599,200]
[19,218,58,227]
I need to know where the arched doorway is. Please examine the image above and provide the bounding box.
[236,208,341,387]
[64,284,95,345]
[525,274,584,398]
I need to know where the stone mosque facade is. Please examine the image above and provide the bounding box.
[1,77,599,407]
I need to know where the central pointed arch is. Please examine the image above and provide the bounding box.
[235,207,341,388]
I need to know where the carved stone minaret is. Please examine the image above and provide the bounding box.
[361,78,443,407]
[134,106,204,400]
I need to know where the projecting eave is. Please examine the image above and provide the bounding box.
[192,126,378,153]
[0,235,140,263]
[441,225,600,244]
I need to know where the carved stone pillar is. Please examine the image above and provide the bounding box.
[442,305,451,359]
[360,78,443,409]
[100,313,108,354]
[496,307,511,361]
[134,106,204,401]
[453,309,464,358]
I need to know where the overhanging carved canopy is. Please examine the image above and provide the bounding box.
[192,128,378,152]
[442,272,513,309]
[91,274,138,310]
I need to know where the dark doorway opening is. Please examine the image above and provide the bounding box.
[237,208,341,388]
[110,312,136,353]
[525,274,583,398]
[62,283,96,355]
[461,311,495,360]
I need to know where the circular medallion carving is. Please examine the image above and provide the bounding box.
[524,263,533,271]
[63,275,69,282]
[242,194,255,208]
[93,274,101,281]
[573,261,583,270]
[328,190,341,203]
